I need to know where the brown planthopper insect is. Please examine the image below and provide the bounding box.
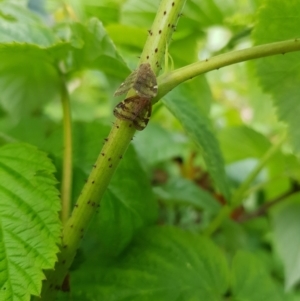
[113,95,152,131]
[113,63,157,131]
[114,63,158,98]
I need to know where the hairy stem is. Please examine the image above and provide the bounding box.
[39,122,135,299]
[37,0,186,299]
[60,82,73,225]
[155,38,300,101]
[139,0,186,73]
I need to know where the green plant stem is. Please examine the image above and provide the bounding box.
[155,38,300,101]
[60,83,73,225]
[39,121,135,299]
[203,205,231,237]
[204,134,286,236]
[231,133,286,207]
[237,187,300,223]
[37,0,186,300]
[139,0,186,73]
[245,174,285,196]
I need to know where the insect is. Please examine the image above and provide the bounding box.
[113,95,152,131]
[113,63,157,131]
[114,63,158,98]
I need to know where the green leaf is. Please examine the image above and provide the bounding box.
[215,219,270,256]
[183,0,224,27]
[153,176,221,213]
[0,43,62,120]
[97,145,158,257]
[252,0,300,151]
[162,81,230,201]
[133,123,188,166]
[70,18,130,78]
[271,193,300,290]
[285,292,300,301]
[264,152,290,200]
[121,0,158,28]
[0,2,57,46]
[218,126,270,163]
[19,120,158,257]
[5,116,58,153]
[7,119,109,175]
[106,24,147,49]
[121,0,226,31]
[218,126,291,199]
[84,1,119,25]
[71,226,229,301]
[231,251,284,301]
[0,143,61,300]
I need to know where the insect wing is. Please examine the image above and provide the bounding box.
[134,63,158,98]
[113,96,137,121]
[113,96,152,131]
[114,63,158,98]
[133,101,152,131]
[113,69,138,96]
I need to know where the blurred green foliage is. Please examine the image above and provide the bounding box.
[0,0,300,300]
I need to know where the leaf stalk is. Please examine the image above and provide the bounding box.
[156,38,300,101]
